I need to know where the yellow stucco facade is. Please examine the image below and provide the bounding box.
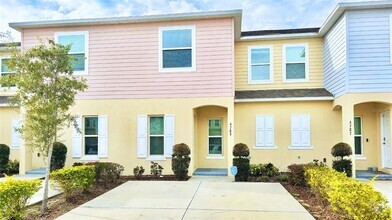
[0,107,20,161]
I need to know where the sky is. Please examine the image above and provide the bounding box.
[0,0,382,42]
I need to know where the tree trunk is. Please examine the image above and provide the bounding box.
[41,142,54,212]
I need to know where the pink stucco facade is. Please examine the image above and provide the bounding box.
[22,18,235,99]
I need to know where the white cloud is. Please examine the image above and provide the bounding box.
[0,0,385,42]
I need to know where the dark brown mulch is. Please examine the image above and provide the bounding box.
[125,174,190,181]
[282,183,341,220]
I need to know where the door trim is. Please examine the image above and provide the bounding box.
[381,111,391,168]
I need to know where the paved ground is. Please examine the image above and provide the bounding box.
[357,179,392,207]
[0,174,61,205]
[57,178,314,220]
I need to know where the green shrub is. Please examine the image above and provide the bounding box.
[7,160,19,175]
[233,143,250,182]
[94,162,124,186]
[0,144,10,173]
[287,161,325,186]
[72,162,85,167]
[306,166,391,220]
[331,142,352,159]
[50,142,67,172]
[133,166,145,180]
[171,143,191,180]
[250,163,279,177]
[0,177,41,220]
[50,165,95,201]
[150,161,163,178]
[257,176,269,182]
[332,159,352,177]
[276,174,289,182]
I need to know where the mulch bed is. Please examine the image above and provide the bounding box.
[282,183,341,220]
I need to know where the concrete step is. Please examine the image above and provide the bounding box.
[193,168,228,176]
[26,168,46,175]
[356,170,392,180]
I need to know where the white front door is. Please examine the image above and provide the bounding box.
[381,112,392,168]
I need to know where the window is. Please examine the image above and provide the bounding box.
[0,57,16,88]
[55,31,88,74]
[84,116,98,155]
[290,114,311,149]
[354,116,363,155]
[149,116,164,155]
[283,44,309,82]
[248,46,273,83]
[208,119,222,155]
[159,26,195,72]
[255,115,275,148]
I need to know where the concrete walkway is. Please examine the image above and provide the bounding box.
[0,174,61,206]
[57,179,314,220]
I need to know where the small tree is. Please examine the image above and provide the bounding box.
[233,143,250,182]
[331,142,353,177]
[1,40,87,211]
[171,143,191,180]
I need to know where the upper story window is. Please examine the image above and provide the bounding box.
[0,57,16,88]
[248,46,273,84]
[55,31,89,75]
[283,44,309,82]
[159,26,195,72]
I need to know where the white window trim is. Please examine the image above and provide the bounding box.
[158,25,196,72]
[282,43,309,83]
[354,116,364,156]
[148,115,165,157]
[54,31,89,75]
[289,114,312,149]
[255,114,276,149]
[248,46,273,84]
[0,56,17,91]
[83,116,99,157]
[207,118,223,157]
[390,14,392,64]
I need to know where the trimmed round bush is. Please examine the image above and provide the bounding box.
[171,143,191,180]
[233,143,250,157]
[50,142,67,171]
[233,143,250,182]
[0,144,10,173]
[331,142,352,158]
[332,159,352,177]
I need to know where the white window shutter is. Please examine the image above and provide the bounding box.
[137,115,148,158]
[164,115,175,157]
[300,115,311,147]
[72,116,82,158]
[255,116,265,147]
[98,115,108,158]
[291,115,301,147]
[11,119,21,149]
[265,115,274,146]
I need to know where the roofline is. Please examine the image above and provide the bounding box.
[9,9,243,39]
[239,32,320,41]
[235,97,334,103]
[319,1,392,36]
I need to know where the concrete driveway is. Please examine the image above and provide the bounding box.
[57,179,314,220]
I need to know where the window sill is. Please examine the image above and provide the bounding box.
[288,146,314,150]
[206,156,225,160]
[73,71,88,76]
[253,146,277,150]
[355,155,367,160]
[283,79,309,83]
[10,147,19,150]
[248,80,273,85]
[80,155,100,161]
[146,156,167,161]
[159,67,195,73]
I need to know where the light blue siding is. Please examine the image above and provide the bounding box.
[323,14,347,97]
[347,9,392,93]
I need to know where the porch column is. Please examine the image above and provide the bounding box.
[341,104,356,178]
[227,103,235,176]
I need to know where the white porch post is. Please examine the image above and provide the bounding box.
[341,104,356,178]
[227,103,235,176]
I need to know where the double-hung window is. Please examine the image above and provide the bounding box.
[159,26,195,72]
[84,116,98,156]
[208,119,222,155]
[149,116,165,155]
[290,114,311,149]
[354,116,363,155]
[1,57,16,88]
[283,44,309,82]
[55,31,89,75]
[248,46,273,83]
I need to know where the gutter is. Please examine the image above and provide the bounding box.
[235,97,335,103]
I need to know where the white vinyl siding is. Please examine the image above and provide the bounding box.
[248,46,273,84]
[290,114,311,149]
[255,115,275,149]
[11,119,21,149]
[159,26,196,72]
[283,44,309,82]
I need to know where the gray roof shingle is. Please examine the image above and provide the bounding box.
[235,88,333,100]
[241,28,320,37]
[0,96,10,104]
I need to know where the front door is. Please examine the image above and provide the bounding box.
[381,112,392,168]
